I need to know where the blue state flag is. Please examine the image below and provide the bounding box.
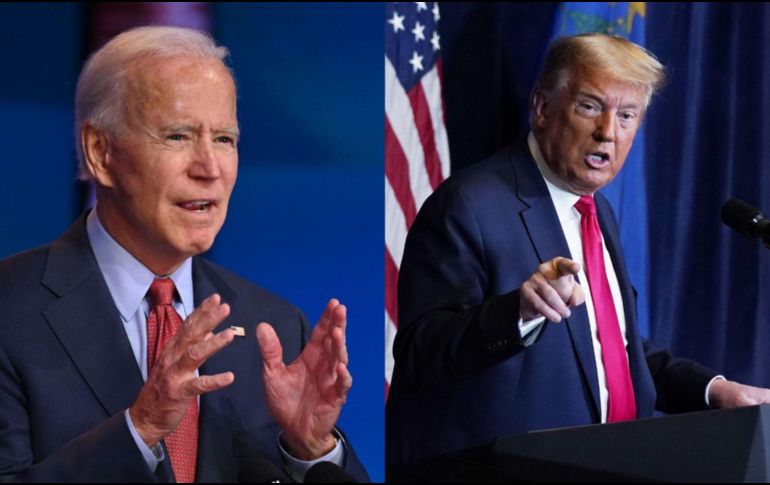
[551,2,651,337]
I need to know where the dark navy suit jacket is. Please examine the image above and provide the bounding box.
[386,139,716,471]
[0,214,368,482]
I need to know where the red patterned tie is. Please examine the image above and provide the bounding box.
[146,278,199,482]
[574,196,636,422]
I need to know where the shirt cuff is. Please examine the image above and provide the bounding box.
[278,430,345,482]
[705,374,726,407]
[124,409,164,472]
[518,315,547,347]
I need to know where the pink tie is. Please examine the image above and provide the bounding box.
[574,196,636,422]
[147,278,199,482]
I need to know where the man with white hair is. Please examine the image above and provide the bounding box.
[0,26,367,482]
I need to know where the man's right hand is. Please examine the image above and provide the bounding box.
[129,293,236,447]
[520,257,586,322]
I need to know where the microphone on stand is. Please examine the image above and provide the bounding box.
[721,198,770,248]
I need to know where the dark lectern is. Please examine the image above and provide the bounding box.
[398,405,770,482]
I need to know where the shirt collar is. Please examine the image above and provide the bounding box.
[86,208,194,320]
[527,131,587,222]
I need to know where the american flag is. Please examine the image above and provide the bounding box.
[385,2,450,393]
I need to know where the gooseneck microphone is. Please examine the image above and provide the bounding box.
[721,198,770,247]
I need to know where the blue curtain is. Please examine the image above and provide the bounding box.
[646,3,770,386]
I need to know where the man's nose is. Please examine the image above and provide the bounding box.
[189,138,221,179]
[593,111,616,143]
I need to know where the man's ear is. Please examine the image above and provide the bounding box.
[81,123,116,188]
[531,89,550,131]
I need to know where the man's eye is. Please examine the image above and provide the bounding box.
[167,133,187,141]
[620,112,636,121]
[577,102,599,115]
[216,136,236,145]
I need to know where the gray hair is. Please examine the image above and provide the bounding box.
[74,25,230,181]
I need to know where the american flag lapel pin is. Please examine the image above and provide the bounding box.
[230,326,246,337]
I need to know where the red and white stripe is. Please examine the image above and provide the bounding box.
[385,55,450,394]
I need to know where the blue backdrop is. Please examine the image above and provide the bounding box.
[0,3,383,481]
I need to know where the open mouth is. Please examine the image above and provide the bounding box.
[177,200,216,213]
[585,152,610,169]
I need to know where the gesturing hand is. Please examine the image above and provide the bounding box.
[257,299,352,461]
[130,294,236,447]
[520,256,586,322]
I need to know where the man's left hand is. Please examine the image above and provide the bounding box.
[708,379,770,408]
[257,299,351,460]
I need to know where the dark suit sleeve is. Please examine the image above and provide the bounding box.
[394,182,527,391]
[0,342,156,483]
[644,339,717,414]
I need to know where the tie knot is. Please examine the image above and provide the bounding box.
[148,278,176,307]
[574,195,597,216]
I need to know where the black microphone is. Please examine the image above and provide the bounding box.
[304,462,358,483]
[238,456,290,483]
[721,198,770,247]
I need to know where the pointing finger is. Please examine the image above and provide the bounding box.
[552,257,581,277]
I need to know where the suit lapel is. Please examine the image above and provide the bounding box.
[40,214,144,417]
[511,143,602,420]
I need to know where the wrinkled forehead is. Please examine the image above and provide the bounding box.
[561,65,652,107]
[121,55,238,125]
[126,55,235,97]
